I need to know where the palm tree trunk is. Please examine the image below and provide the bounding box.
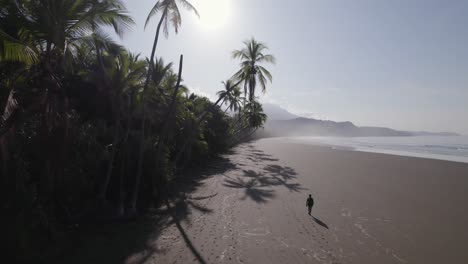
[119,98,132,217]
[230,112,246,131]
[142,7,168,93]
[99,121,119,202]
[152,55,184,196]
[118,136,129,217]
[129,114,145,215]
[118,150,126,217]
[223,102,233,114]
[174,121,194,165]
[130,8,168,216]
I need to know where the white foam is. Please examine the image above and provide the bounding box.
[288,136,468,164]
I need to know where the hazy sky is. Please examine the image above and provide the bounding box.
[114,0,468,134]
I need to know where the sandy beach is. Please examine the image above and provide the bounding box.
[68,137,468,264]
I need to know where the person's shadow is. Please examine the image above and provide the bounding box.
[311,216,329,229]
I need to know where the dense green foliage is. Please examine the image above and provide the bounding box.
[0,0,274,262]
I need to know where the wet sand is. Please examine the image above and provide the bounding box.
[125,137,468,264]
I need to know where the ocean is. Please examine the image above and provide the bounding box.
[289,136,468,164]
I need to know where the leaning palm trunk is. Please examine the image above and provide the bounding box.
[130,8,169,215]
[230,111,247,133]
[223,102,234,114]
[234,128,257,144]
[142,7,168,93]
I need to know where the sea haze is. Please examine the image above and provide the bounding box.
[287,136,468,164]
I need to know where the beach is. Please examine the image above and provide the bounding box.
[72,137,468,264]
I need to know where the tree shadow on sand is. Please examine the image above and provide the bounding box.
[263,165,306,193]
[247,152,280,162]
[165,200,208,264]
[57,157,231,264]
[55,215,171,264]
[264,164,297,181]
[223,176,276,203]
[223,163,306,203]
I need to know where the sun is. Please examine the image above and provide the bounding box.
[196,0,230,30]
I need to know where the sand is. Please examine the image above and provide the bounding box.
[122,137,468,264]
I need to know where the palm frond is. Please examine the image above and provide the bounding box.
[0,29,38,64]
[258,54,276,64]
[177,0,200,17]
[145,1,163,29]
[169,3,182,34]
[257,65,273,82]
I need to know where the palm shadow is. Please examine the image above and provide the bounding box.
[56,155,234,264]
[163,197,214,227]
[312,216,329,229]
[223,163,306,203]
[263,165,306,192]
[165,200,208,264]
[247,152,280,162]
[264,164,297,181]
[223,177,275,203]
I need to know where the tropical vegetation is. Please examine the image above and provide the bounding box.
[0,0,275,262]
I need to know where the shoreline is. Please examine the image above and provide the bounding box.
[279,136,468,164]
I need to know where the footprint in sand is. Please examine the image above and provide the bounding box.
[340,208,352,217]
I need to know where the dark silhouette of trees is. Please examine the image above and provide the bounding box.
[0,1,275,262]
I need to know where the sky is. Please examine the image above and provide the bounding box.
[113,0,468,134]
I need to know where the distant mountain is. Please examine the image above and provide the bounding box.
[258,118,412,137]
[410,131,460,136]
[258,104,460,137]
[262,103,299,120]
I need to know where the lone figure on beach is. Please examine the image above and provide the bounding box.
[306,194,314,215]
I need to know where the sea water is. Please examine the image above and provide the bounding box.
[289,136,468,164]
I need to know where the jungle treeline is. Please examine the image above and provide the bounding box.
[0,0,275,261]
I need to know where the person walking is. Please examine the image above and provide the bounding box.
[306,194,314,215]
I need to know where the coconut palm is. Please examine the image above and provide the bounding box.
[143,0,199,92]
[0,0,133,66]
[0,0,134,200]
[131,1,198,212]
[224,86,243,114]
[230,99,266,144]
[94,48,146,204]
[232,38,276,101]
[216,80,243,114]
[0,0,133,135]
[244,100,267,129]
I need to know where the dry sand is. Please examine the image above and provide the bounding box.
[125,137,468,264]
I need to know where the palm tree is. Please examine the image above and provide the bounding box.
[129,1,197,213]
[216,80,235,108]
[0,0,134,136]
[232,38,276,101]
[215,80,243,114]
[0,0,134,199]
[230,99,267,144]
[244,100,267,129]
[223,85,243,114]
[143,0,199,92]
[94,49,146,204]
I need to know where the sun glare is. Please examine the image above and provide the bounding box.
[196,0,230,30]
